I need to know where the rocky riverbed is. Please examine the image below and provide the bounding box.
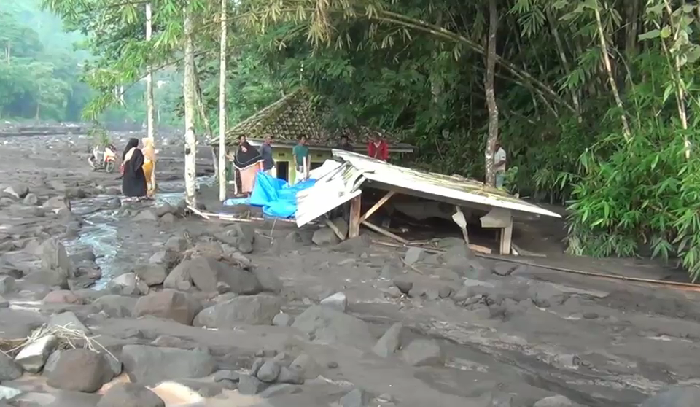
[0,132,699,407]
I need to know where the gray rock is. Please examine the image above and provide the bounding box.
[97,383,165,407]
[194,294,282,327]
[14,334,57,373]
[277,366,304,384]
[312,228,339,246]
[134,209,158,222]
[256,360,281,383]
[640,386,700,407]
[290,353,320,380]
[0,296,8,308]
[120,345,216,385]
[24,269,68,288]
[291,305,374,347]
[165,236,188,252]
[401,339,444,367]
[187,256,220,292]
[259,383,299,398]
[92,295,134,318]
[213,370,240,383]
[23,193,38,205]
[252,267,283,293]
[272,313,294,327]
[46,349,114,392]
[443,244,489,278]
[0,385,21,401]
[40,238,75,280]
[48,311,89,334]
[108,273,141,296]
[0,352,22,381]
[132,290,202,325]
[372,322,403,357]
[133,264,168,286]
[4,184,28,198]
[532,395,577,406]
[218,265,262,295]
[238,374,267,395]
[148,250,181,270]
[341,388,370,407]
[392,276,413,295]
[251,358,265,376]
[320,291,347,312]
[0,276,15,295]
[404,247,425,265]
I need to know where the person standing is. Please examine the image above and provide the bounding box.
[494,142,507,189]
[121,138,148,202]
[367,134,388,161]
[292,135,310,183]
[259,134,276,177]
[337,135,353,151]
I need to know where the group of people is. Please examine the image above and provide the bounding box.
[121,138,157,202]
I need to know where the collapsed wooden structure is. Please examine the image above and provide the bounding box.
[297,150,561,255]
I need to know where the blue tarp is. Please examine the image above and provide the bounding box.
[243,171,316,218]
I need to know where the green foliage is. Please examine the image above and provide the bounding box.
[43,0,700,279]
[0,0,89,121]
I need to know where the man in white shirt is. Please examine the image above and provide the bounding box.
[494,142,507,189]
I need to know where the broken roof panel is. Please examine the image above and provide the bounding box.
[296,151,560,226]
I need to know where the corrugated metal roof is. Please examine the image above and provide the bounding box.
[333,150,560,218]
[295,162,365,226]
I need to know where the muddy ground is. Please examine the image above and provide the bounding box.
[0,132,699,407]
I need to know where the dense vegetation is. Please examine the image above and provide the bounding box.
[27,0,700,280]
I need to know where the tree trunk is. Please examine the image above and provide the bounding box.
[145,2,157,191]
[218,0,227,202]
[594,2,631,141]
[183,3,197,205]
[484,0,499,187]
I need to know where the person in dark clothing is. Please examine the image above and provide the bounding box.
[259,134,276,177]
[121,138,148,201]
[337,135,353,151]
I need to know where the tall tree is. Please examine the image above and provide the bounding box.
[145,2,157,189]
[183,2,197,205]
[484,0,499,187]
[218,0,227,202]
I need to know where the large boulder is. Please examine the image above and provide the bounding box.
[291,305,374,347]
[132,290,202,325]
[400,339,444,367]
[45,349,114,392]
[640,386,700,407]
[133,264,168,286]
[193,295,282,328]
[108,273,147,296]
[14,334,57,373]
[97,383,165,407]
[120,345,216,385]
[165,256,261,294]
[91,295,135,318]
[0,352,22,381]
[40,238,75,280]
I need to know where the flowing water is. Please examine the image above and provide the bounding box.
[64,176,215,287]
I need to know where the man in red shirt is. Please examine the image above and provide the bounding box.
[367,134,388,161]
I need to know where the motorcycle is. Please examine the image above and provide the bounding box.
[88,145,117,173]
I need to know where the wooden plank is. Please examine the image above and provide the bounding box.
[325,217,345,240]
[349,195,362,238]
[360,190,395,222]
[361,220,409,244]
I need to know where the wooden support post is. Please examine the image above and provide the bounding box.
[349,195,362,238]
[499,219,513,255]
[360,190,395,222]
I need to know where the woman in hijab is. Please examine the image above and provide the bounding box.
[232,135,262,197]
[141,138,157,197]
[121,138,148,201]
